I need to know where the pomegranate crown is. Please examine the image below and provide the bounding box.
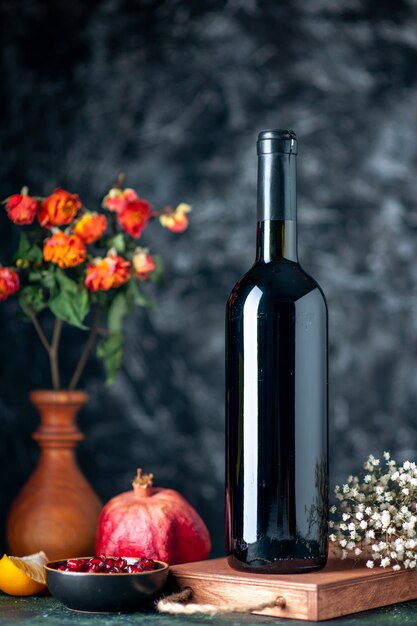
[132,469,154,490]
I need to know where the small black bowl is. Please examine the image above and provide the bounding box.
[45,557,169,613]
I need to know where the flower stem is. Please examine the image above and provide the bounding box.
[69,308,101,391]
[50,318,63,390]
[28,311,63,390]
[27,309,51,354]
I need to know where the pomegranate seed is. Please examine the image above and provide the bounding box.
[58,554,156,574]
[66,559,85,572]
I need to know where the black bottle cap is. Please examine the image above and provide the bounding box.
[257,129,298,155]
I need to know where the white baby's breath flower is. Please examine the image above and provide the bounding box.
[381,511,391,527]
[366,560,374,568]
[330,505,337,514]
[332,454,417,571]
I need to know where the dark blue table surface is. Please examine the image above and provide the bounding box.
[1,594,417,626]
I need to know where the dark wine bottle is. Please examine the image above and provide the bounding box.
[225,129,328,574]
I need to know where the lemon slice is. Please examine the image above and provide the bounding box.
[0,551,48,596]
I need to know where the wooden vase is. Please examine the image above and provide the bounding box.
[6,390,102,560]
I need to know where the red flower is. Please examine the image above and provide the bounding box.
[6,194,38,225]
[85,254,131,291]
[159,203,191,233]
[102,188,138,213]
[118,199,152,239]
[0,267,20,301]
[38,188,81,227]
[73,212,107,244]
[43,232,86,268]
[132,247,156,280]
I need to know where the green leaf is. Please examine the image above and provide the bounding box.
[48,269,90,329]
[13,232,43,265]
[148,254,165,285]
[127,278,154,308]
[96,332,124,384]
[107,233,126,254]
[19,285,47,315]
[41,267,57,290]
[28,267,56,290]
[107,292,130,333]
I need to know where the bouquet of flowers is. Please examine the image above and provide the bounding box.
[330,452,417,570]
[0,179,191,389]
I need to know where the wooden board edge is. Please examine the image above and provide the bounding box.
[168,574,314,621]
[317,573,417,621]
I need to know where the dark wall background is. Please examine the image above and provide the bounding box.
[1,0,417,556]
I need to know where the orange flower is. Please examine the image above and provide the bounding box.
[38,188,81,227]
[85,254,131,291]
[6,193,38,225]
[43,232,86,269]
[159,203,191,233]
[132,247,156,280]
[73,212,107,244]
[102,188,138,213]
[0,267,20,301]
[118,199,152,239]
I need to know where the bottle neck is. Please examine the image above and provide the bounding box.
[256,220,298,263]
[256,151,298,263]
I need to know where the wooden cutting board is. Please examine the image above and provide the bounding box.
[168,557,417,621]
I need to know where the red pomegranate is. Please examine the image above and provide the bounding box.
[95,470,211,565]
